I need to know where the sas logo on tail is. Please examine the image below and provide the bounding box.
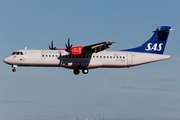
[145,43,163,51]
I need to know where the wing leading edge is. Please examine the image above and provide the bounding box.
[52,40,115,55]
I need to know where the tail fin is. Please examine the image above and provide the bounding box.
[121,26,172,54]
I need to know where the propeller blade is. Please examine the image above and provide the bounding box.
[65,38,73,52]
[51,40,53,48]
[68,38,70,46]
[49,40,56,50]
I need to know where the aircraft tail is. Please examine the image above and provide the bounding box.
[121,26,172,54]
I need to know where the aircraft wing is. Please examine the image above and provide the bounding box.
[50,40,115,55]
[82,41,115,54]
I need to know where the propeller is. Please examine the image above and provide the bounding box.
[49,40,56,50]
[65,38,73,52]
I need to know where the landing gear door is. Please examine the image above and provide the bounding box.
[127,53,132,66]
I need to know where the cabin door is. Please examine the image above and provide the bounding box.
[127,53,132,66]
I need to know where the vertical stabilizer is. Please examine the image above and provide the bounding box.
[121,26,172,54]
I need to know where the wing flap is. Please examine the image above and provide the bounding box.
[82,41,115,54]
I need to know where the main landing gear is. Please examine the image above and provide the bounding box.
[82,68,88,74]
[73,68,89,75]
[73,69,80,75]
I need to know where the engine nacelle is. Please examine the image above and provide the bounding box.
[71,46,83,55]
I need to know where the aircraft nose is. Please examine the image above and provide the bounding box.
[3,57,10,64]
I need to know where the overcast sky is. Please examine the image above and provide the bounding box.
[1,0,180,120]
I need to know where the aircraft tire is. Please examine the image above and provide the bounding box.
[82,68,89,74]
[73,69,80,75]
[12,68,16,72]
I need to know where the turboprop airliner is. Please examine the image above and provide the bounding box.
[4,26,172,75]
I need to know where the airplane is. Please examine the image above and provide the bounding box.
[3,26,173,75]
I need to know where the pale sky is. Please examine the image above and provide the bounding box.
[1,0,180,120]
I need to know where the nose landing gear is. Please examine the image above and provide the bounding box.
[12,68,16,72]
[12,65,17,72]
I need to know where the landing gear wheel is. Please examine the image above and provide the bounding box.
[73,69,80,75]
[12,68,16,72]
[82,68,89,74]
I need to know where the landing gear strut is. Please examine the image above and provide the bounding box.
[12,65,17,72]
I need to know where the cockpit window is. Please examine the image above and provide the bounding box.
[12,52,16,55]
[11,52,23,55]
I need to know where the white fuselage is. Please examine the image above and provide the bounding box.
[4,49,170,70]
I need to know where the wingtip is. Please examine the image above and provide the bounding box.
[169,29,175,31]
[109,41,116,44]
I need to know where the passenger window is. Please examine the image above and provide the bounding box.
[123,56,125,59]
[49,55,51,57]
[100,56,102,58]
[52,55,54,57]
[56,55,58,57]
[97,56,98,58]
[42,55,44,57]
[46,55,48,57]
[104,56,105,58]
[120,56,122,59]
[110,56,112,59]
[107,56,109,58]
[93,56,95,58]
[116,56,118,59]
[113,56,115,59]
[86,56,88,58]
